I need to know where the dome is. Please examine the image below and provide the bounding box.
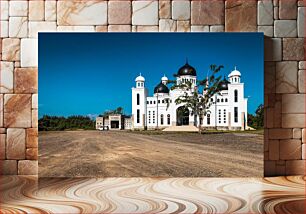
[218,77,230,90]
[177,62,197,76]
[154,82,170,94]
[228,66,241,78]
[135,74,145,82]
[161,75,168,81]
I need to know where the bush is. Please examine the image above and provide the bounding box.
[39,115,95,131]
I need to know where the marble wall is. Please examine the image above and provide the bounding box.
[0,0,305,176]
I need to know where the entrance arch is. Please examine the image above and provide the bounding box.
[176,106,189,126]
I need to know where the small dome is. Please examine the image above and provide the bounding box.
[154,82,170,94]
[161,75,168,81]
[218,77,230,90]
[177,62,197,76]
[135,74,145,82]
[228,66,241,78]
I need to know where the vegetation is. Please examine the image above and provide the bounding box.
[98,107,124,117]
[247,104,264,129]
[169,64,224,133]
[38,115,95,131]
[38,107,127,131]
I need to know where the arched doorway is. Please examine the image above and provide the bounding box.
[176,106,189,126]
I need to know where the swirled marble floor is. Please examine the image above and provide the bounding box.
[0,176,305,213]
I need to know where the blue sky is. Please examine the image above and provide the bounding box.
[39,33,263,118]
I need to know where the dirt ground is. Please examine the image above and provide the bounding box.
[39,130,263,177]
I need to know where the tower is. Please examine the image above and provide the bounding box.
[161,75,168,85]
[228,66,241,83]
[228,66,245,130]
[132,73,147,130]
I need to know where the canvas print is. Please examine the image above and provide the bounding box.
[39,33,264,177]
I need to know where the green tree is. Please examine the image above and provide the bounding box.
[114,107,123,114]
[247,104,264,129]
[169,64,224,133]
[255,104,264,128]
[99,106,124,117]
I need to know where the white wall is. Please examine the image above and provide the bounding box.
[228,83,245,128]
[132,86,147,129]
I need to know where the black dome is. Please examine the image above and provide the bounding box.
[218,77,230,90]
[154,82,169,94]
[177,62,197,76]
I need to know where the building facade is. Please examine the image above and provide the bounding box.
[131,62,248,130]
[96,114,131,130]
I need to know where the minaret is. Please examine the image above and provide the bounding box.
[227,66,244,130]
[132,73,147,130]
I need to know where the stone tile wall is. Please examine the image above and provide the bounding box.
[0,0,304,176]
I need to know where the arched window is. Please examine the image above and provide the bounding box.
[235,77,237,82]
[234,90,238,102]
[160,114,164,125]
[137,93,140,105]
[225,98,228,102]
[221,98,224,102]
[207,114,211,125]
[167,114,171,125]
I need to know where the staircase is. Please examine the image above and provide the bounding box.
[162,125,198,132]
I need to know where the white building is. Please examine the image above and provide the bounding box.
[131,62,248,130]
[96,114,131,130]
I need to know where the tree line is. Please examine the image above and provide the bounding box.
[39,107,125,131]
[38,115,95,131]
